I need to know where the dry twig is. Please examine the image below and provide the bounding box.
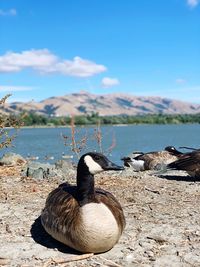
[106,132,116,155]
[42,253,94,266]
[0,257,11,266]
[94,119,103,153]
[144,186,160,194]
[98,256,122,267]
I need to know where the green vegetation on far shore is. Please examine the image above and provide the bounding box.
[5,112,200,126]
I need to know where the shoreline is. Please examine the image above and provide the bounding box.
[6,121,200,130]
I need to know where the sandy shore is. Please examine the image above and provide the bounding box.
[0,165,200,267]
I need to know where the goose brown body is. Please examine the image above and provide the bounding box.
[41,152,125,253]
[122,146,183,171]
[138,150,179,170]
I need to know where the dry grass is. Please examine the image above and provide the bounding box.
[1,164,200,266]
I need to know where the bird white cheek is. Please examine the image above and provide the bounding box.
[84,155,103,174]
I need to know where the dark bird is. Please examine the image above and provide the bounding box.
[121,146,183,171]
[41,152,125,253]
[167,150,200,179]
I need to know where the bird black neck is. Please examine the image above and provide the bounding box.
[76,165,95,206]
[173,150,183,156]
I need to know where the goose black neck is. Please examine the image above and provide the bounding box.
[76,164,95,206]
[174,150,183,156]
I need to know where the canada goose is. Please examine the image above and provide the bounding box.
[167,150,200,178]
[41,152,125,253]
[121,146,183,171]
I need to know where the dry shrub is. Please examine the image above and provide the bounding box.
[62,116,116,159]
[62,116,88,159]
[0,94,22,149]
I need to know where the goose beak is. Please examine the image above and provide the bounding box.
[121,156,131,162]
[121,157,132,167]
[105,160,125,171]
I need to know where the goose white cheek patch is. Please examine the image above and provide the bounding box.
[84,155,103,174]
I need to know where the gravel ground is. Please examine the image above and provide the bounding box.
[0,164,200,267]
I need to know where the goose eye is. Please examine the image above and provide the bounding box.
[94,155,100,161]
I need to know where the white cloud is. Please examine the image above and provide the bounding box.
[46,56,107,77]
[187,0,199,8]
[0,49,107,77]
[0,8,17,16]
[176,78,186,84]
[101,77,120,88]
[0,85,33,92]
[0,49,57,73]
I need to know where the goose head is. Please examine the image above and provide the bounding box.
[78,152,124,175]
[121,151,144,167]
[164,146,183,156]
[121,156,132,167]
[76,152,124,204]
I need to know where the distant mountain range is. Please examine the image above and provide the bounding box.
[1,91,200,116]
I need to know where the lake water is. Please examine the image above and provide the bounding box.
[1,124,200,165]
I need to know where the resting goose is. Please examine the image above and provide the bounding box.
[41,152,125,253]
[167,150,200,178]
[121,146,183,171]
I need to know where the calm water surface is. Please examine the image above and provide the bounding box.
[1,124,200,164]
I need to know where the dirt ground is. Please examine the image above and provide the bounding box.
[0,164,200,267]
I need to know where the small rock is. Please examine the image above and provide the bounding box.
[125,254,134,262]
[0,153,26,166]
[144,250,155,258]
[22,161,55,179]
[22,159,76,180]
[55,159,76,178]
[31,168,46,180]
[55,159,75,170]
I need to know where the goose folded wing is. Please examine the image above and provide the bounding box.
[168,153,200,171]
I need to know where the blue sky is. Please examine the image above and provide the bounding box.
[0,0,200,103]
